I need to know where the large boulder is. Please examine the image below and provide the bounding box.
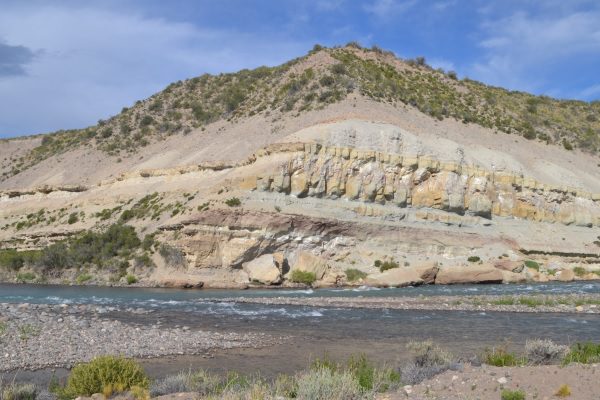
[412,262,439,284]
[557,269,575,282]
[501,270,527,284]
[435,264,503,284]
[243,254,282,285]
[365,268,424,288]
[493,260,524,273]
[290,251,328,280]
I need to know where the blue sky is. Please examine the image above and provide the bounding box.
[1,0,599,138]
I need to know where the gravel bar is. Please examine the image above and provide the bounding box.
[0,303,286,372]
[210,293,600,313]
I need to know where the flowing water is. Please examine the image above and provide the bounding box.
[2,282,599,381]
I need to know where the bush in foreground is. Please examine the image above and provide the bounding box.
[501,389,526,400]
[401,341,454,385]
[563,342,600,364]
[59,355,149,398]
[525,339,569,365]
[482,347,525,367]
[295,368,363,400]
[0,383,37,400]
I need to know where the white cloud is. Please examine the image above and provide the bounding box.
[0,4,309,137]
[470,9,600,94]
[364,0,417,20]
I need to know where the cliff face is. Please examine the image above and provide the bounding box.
[251,143,600,228]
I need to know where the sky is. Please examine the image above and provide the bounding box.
[0,0,599,138]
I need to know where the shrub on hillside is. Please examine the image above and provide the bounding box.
[158,244,186,267]
[60,356,149,398]
[345,268,367,282]
[483,347,525,367]
[224,197,241,207]
[290,270,317,285]
[379,261,399,273]
[467,256,480,263]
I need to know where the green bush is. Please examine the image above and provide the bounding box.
[345,269,367,282]
[0,249,24,271]
[16,272,36,283]
[573,266,586,277]
[76,273,93,284]
[1,383,38,400]
[467,256,480,263]
[67,212,79,224]
[60,355,149,398]
[225,197,241,207]
[483,348,525,366]
[126,274,138,285]
[501,389,526,400]
[379,261,398,272]
[290,270,317,285]
[563,342,600,364]
[295,368,362,400]
[524,260,540,271]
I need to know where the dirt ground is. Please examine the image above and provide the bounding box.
[380,363,599,400]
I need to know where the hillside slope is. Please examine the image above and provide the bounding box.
[1,44,599,288]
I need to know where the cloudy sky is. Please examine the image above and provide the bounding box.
[1,0,599,138]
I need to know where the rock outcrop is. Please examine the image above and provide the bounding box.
[251,143,600,228]
[435,265,504,284]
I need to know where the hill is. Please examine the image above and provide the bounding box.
[0,44,599,288]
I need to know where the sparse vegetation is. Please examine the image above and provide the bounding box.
[224,197,241,207]
[524,260,540,271]
[7,44,599,183]
[345,268,367,282]
[0,382,38,400]
[467,256,481,263]
[158,244,186,267]
[377,260,399,272]
[482,347,525,367]
[525,339,569,365]
[555,384,571,397]
[126,274,138,285]
[401,340,453,385]
[573,266,586,277]
[501,389,526,400]
[563,342,600,365]
[290,270,317,285]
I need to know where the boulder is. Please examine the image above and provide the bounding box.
[501,270,527,284]
[290,251,328,280]
[557,269,575,282]
[365,268,424,288]
[412,262,439,284]
[243,254,282,285]
[161,279,204,289]
[493,260,524,273]
[435,265,503,284]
